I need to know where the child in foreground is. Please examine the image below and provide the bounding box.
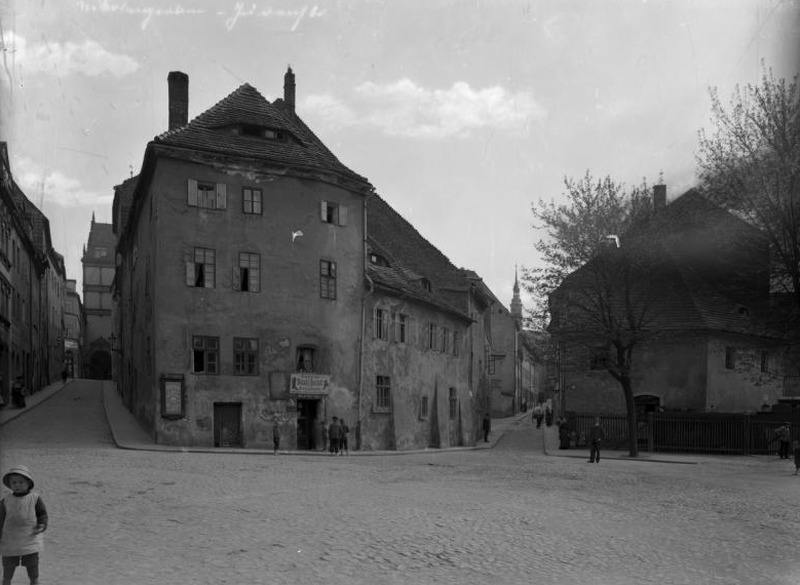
[0,466,48,585]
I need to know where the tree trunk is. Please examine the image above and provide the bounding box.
[621,375,639,457]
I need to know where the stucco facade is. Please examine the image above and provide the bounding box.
[551,188,793,416]
[361,290,473,450]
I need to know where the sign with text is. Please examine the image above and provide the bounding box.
[160,374,185,419]
[289,373,331,396]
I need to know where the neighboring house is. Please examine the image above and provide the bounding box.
[364,197,494,449]
[112,69,499,450]
[0,142,69,398]
[82,215,116,379]
[549,187,793,415]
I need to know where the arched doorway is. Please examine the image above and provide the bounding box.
[88,350,112,380]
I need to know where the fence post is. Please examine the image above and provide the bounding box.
[647,412,654,453]
[744,414,751,456]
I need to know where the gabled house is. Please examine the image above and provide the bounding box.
[112,69,496,450]
[549,187,793,415]
[362,194,493,449]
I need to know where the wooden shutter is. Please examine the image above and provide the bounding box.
[216,183,227,209]
[185,261,195,286]
[232,267,241,291]
[320,200,328,221]
[187,179,198,207]
[338,205,347,226]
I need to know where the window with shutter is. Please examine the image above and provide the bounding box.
[216,183,227,209]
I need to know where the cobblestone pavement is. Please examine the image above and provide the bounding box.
[1,380,798,585]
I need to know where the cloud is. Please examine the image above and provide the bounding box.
[13,157,112,208]
[6,33,139,78]
[303,79,547,138]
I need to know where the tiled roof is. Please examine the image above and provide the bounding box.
[366,236,471,321]
[153,83,370,189]
[83,222,116,265]
[551,190,788,339]
[366,193,473,293]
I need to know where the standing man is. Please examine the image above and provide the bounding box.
[482,414,491,443]
[588,417,605,463]
[328,417,341,456]
[272,421,281,454]
[775,422,792,460]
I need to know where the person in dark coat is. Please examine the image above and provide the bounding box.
[588,417,605,463]
[558,417,570,450]
[775,423,791,459]
[482,415,491,442]
[328,417,341,455]
[272,422,280,454]
[10,377,25,409]
[545,407,553,427]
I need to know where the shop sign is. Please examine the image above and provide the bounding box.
[289,373,331,395]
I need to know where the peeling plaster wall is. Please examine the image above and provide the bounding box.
[706,336,784,412]
[134,157,365,447]
[563,334,709,413]
[360,292,472,451]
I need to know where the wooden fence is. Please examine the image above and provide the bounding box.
[565,412,800,455]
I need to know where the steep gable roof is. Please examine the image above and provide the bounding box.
[551,190,784,339]
[153,83,370,189]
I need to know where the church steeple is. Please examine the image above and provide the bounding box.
[510,265,523,324]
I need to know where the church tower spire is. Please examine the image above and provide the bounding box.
[510,265,523,325]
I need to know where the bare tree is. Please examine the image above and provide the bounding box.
[551,240,670,457]
[524,171,658,456]
[522,171,651,325]
[697,67,800,310]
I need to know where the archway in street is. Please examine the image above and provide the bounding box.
[88,350,112,380]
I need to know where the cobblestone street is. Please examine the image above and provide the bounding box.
[1,380,798,585]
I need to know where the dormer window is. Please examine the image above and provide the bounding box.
[369,253,389,267]
[236,124,287,141]
[420,278,432,292]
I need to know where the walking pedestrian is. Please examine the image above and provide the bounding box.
[532,405,543,429]
[272,422,280,455]
[588,417,605,463]
[775,422,792,459]
[482,414,491,443]
[10,378,25,409]
[793,440,800,476]
[0,465,48,585]
[339,419,349,455]
[328,417,341,455]
[545,407,553,427]
[60,368,68,385]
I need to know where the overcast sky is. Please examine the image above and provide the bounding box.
[2,0,798,309]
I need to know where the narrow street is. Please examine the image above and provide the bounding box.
[1,379,798,585]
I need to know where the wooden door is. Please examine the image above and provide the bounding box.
[214,403,243,447]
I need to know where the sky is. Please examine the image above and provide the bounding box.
[1,0,798,311]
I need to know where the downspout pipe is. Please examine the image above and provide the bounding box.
[356,196,374,450]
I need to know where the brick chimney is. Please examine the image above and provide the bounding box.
[653,184,667,211]
[167,71,189,131]
[283,66,296,113]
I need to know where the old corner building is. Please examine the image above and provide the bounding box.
[112,68,499,451]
